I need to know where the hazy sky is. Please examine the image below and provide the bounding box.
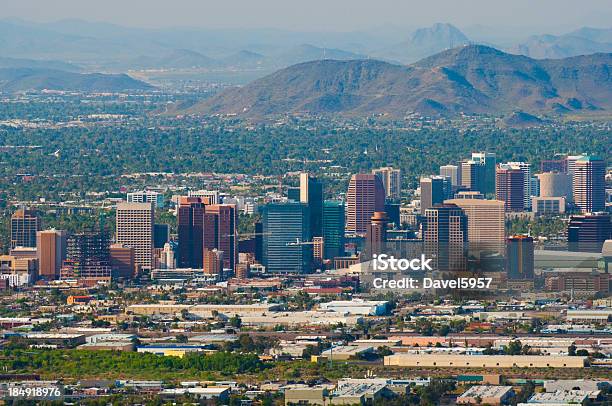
[3,0,612,32]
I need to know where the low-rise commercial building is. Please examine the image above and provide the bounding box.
[320,345,373,361]
[137,345,208,358]
[384,354,586,368]
[318,299,389,315]
[457,385,514,405]
[525,390,591,405]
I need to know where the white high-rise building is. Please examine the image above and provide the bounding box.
[372,167,401,201]
[116,202,154,271]
[440,165,460,187]
[127,191,164,209]
[188,190,219,204]
[566,155,585,176]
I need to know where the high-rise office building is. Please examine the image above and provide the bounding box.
[420,176,451,214]
[423,204,468,272]
[11,208,40,249]
[153,224,170,249]
[262,202,311,273]
[566,155,585,176]
[366,211,388,257]
[346,174,385,234]
[372,167,401,201]
[568,213,611,253]
[322,201,345,260]
[440,165,461,187]
[573,155,606,213]
[500,162,532,209]
[496,167,525,212]
[536,172,571,198]
[36,229,67,280]
[460,160,487,194]
[110,243,135,278]
[506,235,534,280]
[471,152,496,194]
[177,197,206,268]
[188,190,219,204]
[116,202,154,271]
[61,231,112,284]
[204,204,237,273]
[444,199,506,256]
[127,191,164,208]
[300,173,324,237]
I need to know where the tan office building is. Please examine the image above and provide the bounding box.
[36,229,67,280]
[444,198,505,256]
[116,202,154,271]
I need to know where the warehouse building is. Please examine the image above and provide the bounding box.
[384,354,586,368]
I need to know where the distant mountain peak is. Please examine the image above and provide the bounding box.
[409,23,469,46]
[381,23,472,64]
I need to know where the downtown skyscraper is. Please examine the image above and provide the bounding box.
[11,208,40,249]
[460,159,487,195]
[177,197,206,268]
[346,174,385,235]
[506,235,534,280]
[322,201,345,260]
[444,198,506,257]
[300,172,324,238]
[372,167,401,201]
[499,162,532,209]
[496,167,525,212]
[36,229,67,280]
[439,164,461,187]
[568,212,611,253]
[420,176,451,214]
[204,204,238,273]
[61,231,112,285]
[116,202,154,271]
[572,155,606,213]
[423,204,468,272]
[471,152,496,195]
[262,202,311,273]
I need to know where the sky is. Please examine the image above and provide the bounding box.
[3,0,612,33]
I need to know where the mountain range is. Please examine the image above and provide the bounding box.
[183,45,612,118]
[0,68,153,92]
[123,44,365,70]
[513,27,612,59]
[3,18,612,71]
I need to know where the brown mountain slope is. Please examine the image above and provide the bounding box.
[182,45,612,118]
